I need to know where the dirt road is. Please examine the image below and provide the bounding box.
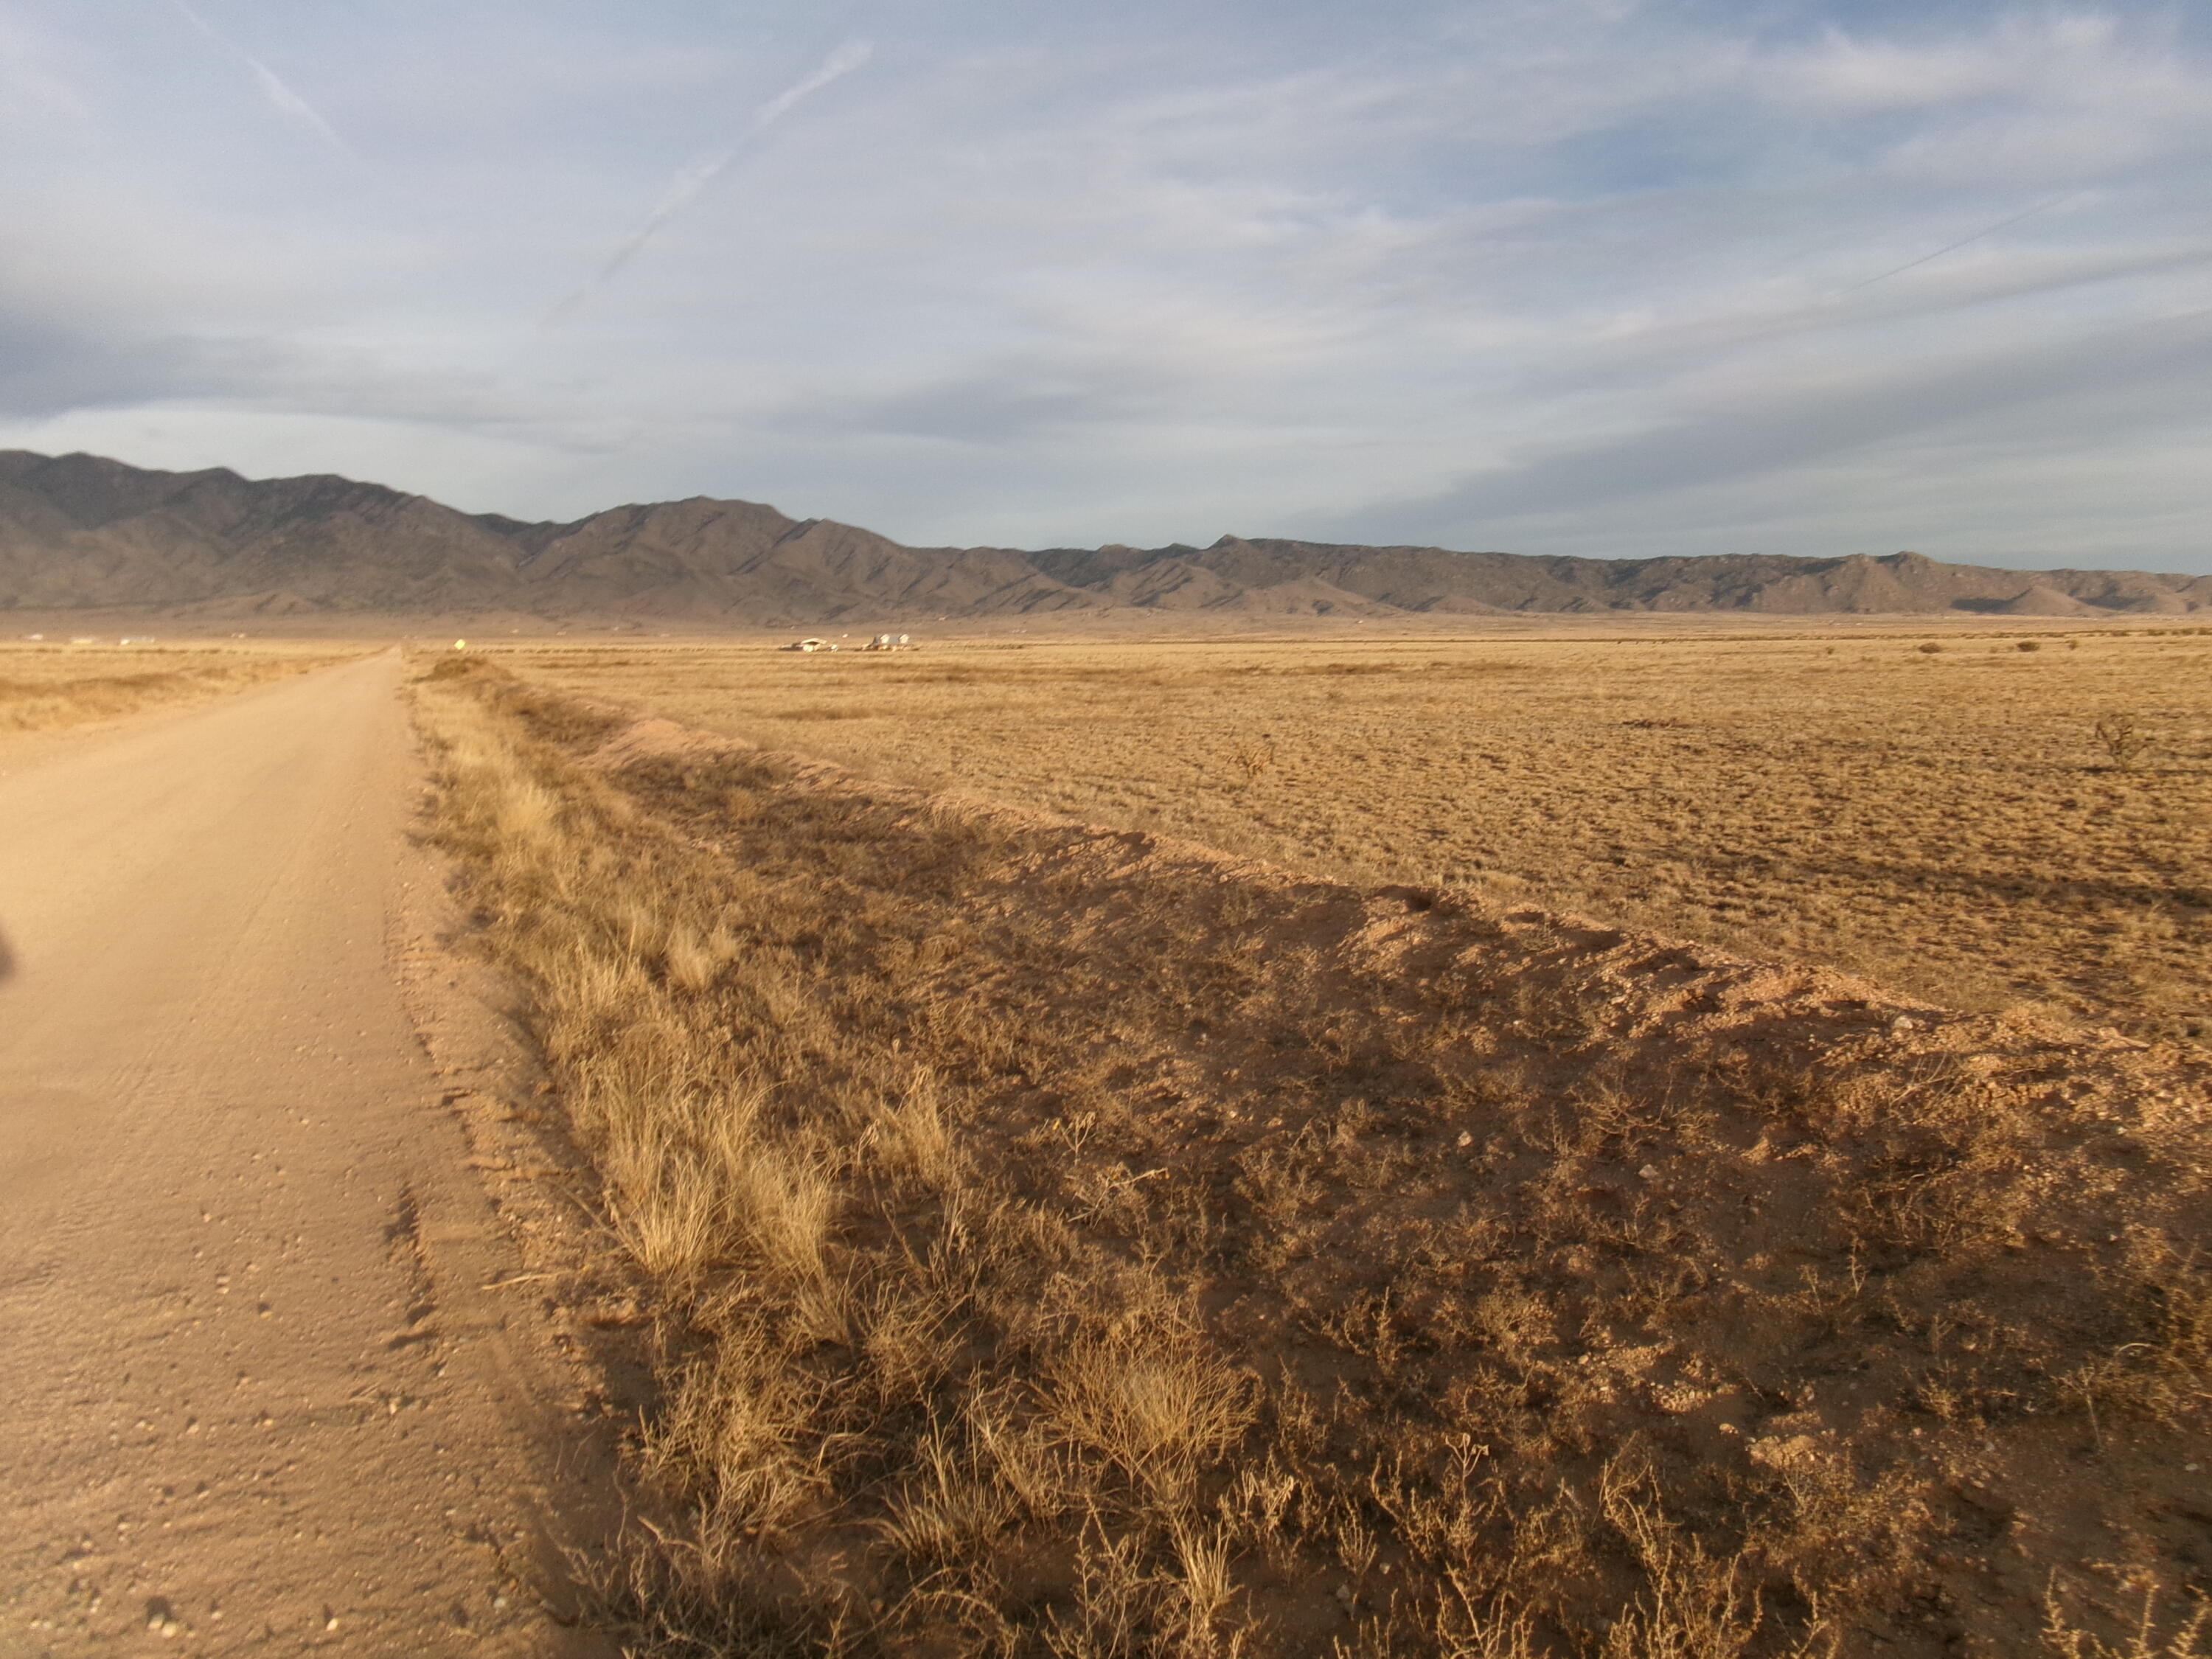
[0,655,613,1655]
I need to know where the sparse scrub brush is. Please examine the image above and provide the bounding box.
[2096,712,2155,770]
[1230,735,1276,784]
[2043,1573,2211,1658]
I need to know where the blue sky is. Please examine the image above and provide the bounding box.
[2,1,2208,568]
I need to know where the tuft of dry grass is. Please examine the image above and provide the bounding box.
[414,651,2212,1659]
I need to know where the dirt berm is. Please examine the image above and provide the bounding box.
[425,661,2212,1658]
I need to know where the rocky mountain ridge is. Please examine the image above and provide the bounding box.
[3,449,2205,622]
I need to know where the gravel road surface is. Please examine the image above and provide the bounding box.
[0,653,613,1655]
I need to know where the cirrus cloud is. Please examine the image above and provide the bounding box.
[0,0,2205,570]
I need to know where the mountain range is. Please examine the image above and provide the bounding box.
[3,449,2205,623]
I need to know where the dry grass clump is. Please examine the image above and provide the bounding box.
[505,627,2212,1042]
[0,641,342,732]
[414,654,2212,1658]
[418,661,1257,1656]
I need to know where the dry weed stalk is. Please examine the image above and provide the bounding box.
[2043,1574,2212,1659]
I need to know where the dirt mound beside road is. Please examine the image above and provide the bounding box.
[430,662,2212,1658]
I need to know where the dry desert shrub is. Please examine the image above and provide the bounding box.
[2096,712,2157,771]
[415,655,2212,1659]
[1230,735,1278,785]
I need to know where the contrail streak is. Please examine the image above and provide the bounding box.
[756,38,875,128]
[168,0,354,158]
[545,38,874,324]
[1840,193,2079,295]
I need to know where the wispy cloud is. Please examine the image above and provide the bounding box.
[7,5,2212,568]
[545,38,874,324]
[166,0,353,159]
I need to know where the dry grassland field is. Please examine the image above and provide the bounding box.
[411,631,2212,1659]
[0,639,348,736]
[507,626,2212,1043]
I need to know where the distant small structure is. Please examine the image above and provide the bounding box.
[861,633,915,651]
[784,637,828,653]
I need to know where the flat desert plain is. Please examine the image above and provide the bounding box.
[8,630,2209,1658]
[507,622,2212,1043]
[0,639,347,734]
[405,623,2212,1659]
